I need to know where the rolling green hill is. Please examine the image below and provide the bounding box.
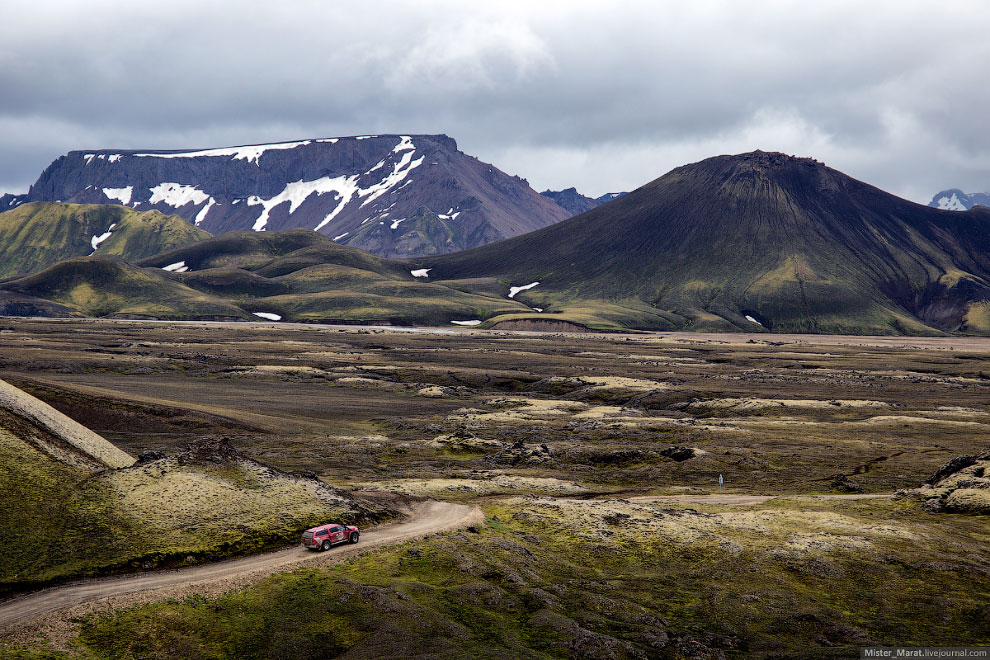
[414,151,990,334]
[2,256,248,319]
[0,202,211,278]
[0,229,530,324]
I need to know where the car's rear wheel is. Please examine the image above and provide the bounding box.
[321,540,331,551]
[350,533,359,544]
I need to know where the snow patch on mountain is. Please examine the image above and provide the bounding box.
[161,261,188,273]
[194,198,216,225]
[134,140,316,165]
[451,320,481,326]
[90,223,116,253]
[410,268,431,278]
[84,153,123,165]
[247,175,358,232]
[252,312,282,321]
[149,183,211,208]
[102,186,133,205]
[358,139,424,208]
[508,282,540,298]
[937,192,968,211]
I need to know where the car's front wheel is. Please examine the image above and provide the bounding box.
[350,533,359,544]
[321,540,331,551]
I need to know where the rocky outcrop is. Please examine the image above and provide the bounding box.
[5,135,570,258]
[896,450,990,514]
[487,439,554,466]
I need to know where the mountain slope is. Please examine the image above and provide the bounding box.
[2,135,570,258]
[414,151,990,334]
[929,189,990,211]
[0,202,210,278]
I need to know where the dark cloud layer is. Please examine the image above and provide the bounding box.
[2,1,988,202]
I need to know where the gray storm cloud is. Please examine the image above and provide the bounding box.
[1,0,988,202]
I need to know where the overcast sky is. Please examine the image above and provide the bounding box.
[2,0,988,202]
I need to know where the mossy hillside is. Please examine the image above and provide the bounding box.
[104,449,387,557]
[100,229,530,324]
[0,415,150,594]
[2,257,247,319]
[0,202,209,279]
[171,268,290,298]
[58,497,990,660]
[236,271,526,324]
[0,405,389,594]
[138,229,407,280]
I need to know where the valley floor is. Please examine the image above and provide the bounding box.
[1,319,988,659]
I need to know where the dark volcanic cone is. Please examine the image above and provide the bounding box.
[420,151,990,334]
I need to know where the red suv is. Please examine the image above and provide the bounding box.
[301,523,359,551]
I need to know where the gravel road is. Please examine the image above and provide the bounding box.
[0,500,482,633]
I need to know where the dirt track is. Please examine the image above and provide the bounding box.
[0,500,482,634]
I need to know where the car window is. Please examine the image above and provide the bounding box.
[332,526,343,532]
[316,530,327,536]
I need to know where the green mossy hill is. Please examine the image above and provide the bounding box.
[138,228,406,279]
[417,151,990,334]
[0,408,144,594]
[0,202,210,278]
[0,256,248,319]
[132,229,530,325]
[0,416,392,595]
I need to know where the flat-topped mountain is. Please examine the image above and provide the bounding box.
[0,135,570,258]
[415,151,990,334]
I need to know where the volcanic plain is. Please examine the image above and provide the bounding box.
[2,318,989,659]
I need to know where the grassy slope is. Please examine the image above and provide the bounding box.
[0,411,388,596]
[138,229,530,324]
[0,411,145,591]
[416,153,990,334]
[2,257,247,319]
[0,202,210,279]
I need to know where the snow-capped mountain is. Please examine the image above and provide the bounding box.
[539,188,626,215]
[929,189,990,211]
[0,135,570,258]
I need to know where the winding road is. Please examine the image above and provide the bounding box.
[0,500,482,632]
